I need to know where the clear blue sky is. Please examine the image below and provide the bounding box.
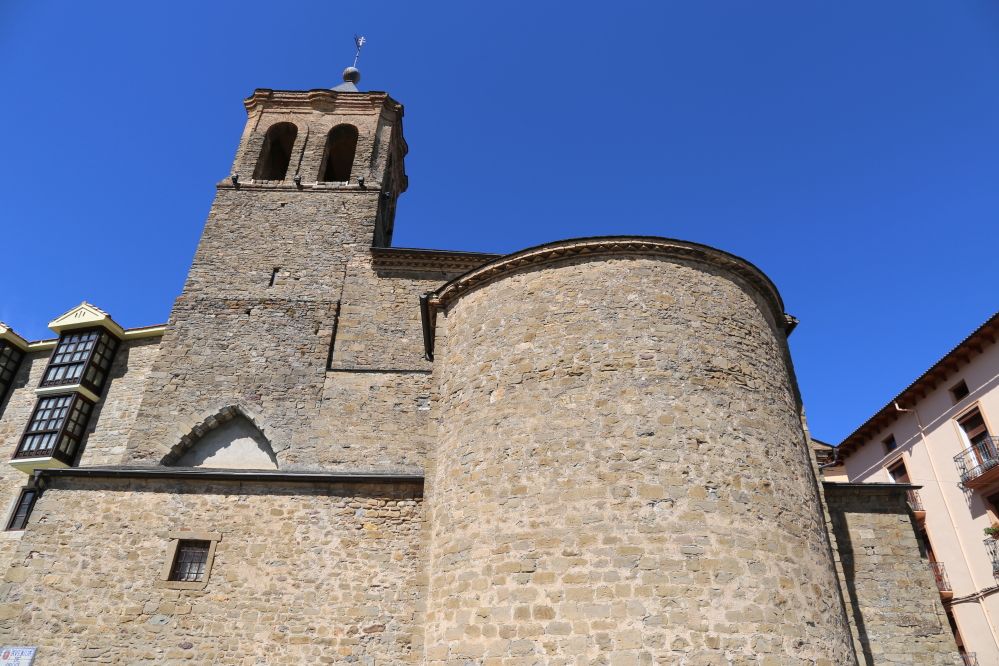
[1,2,996,443]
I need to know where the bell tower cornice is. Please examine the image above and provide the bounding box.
[243,89,404,118]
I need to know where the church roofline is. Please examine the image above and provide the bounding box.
[33,466,424,487]
[420,235,792,360]
[371,246,500,274]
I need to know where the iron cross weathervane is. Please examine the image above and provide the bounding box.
[353,35,366,68]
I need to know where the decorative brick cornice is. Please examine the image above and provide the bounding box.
[429,236,786,319]
[243,89,404,116]
[419,236,791,361]
[370,247,499,276]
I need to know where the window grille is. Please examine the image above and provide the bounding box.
[169,540,211,582]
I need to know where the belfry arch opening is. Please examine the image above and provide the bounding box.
[320,124,359,182]
[253,122,297,181]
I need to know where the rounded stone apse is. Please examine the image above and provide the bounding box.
[422,238,855,664]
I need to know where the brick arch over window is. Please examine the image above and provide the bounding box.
[319,124,358,182]
[253,122,298,181]
[162,405,278,470]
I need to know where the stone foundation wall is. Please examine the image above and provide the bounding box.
[0,476,424,665]
[824,483,961,665]
[426,248,857,664]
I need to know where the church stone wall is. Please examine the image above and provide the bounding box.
[0,476,424,665]
[425,251,857,664]
[314,256,464,469]
[318,370,432,469]
[331,258,440,372]
[124,187,376,466]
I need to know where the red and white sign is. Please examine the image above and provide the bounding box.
[0,647,35,666]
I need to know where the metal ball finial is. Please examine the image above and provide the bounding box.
[342,67,361,84]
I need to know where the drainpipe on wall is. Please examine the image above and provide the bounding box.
[893,401,999,654]
[820,447,841,470]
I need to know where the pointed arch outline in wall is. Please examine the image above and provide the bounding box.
[319,124,359,182]
[253,122,298,181]
[161,405,279,469]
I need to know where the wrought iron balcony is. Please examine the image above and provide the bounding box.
[961,652,978,666]
[929,561,952,599]
[954,436,999,487]
[985,538,999,576]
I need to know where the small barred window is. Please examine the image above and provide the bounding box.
[15,394,93,463]
[169,540,211,582]
[41,329,118,395]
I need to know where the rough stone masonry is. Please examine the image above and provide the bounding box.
[0,77,961,664]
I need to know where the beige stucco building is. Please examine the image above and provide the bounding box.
[0,69,964,664]
[826,311,999,666]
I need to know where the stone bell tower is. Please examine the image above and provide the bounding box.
[125,68,408,466]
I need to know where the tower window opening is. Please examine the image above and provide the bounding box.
[320,124,359,182]
[269,267,280,287]
[253,122,298,181]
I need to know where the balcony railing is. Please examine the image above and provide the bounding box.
[954,436,999,486]
[961,653,978,666]
[906,489,924,512]
[985,538,999,576]
[929,561,952,595]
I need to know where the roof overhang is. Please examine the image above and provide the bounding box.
[0,322,29,352]
[48,302,125,338]
[836,311,999,460]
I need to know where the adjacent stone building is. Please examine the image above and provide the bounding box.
[823,311,999,665]
[0,69,963,664]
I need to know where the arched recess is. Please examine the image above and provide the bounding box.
[162,406,278,470]
[320,124,359,182]
[253,122,298,181]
